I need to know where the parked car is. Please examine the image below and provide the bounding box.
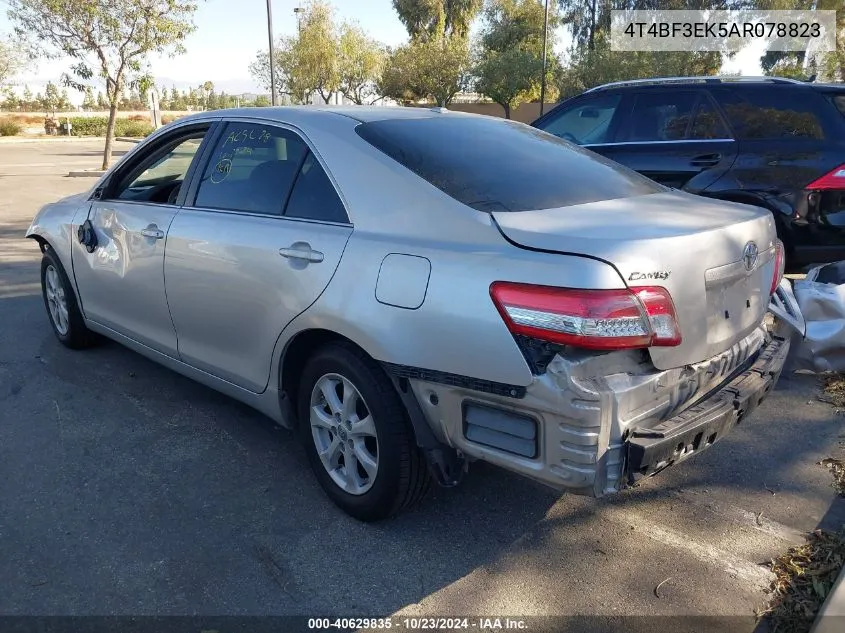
[532,76,845,271]
[28,107,802,521]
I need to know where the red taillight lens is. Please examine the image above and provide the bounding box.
[489,282,682,350]
[771,239,785,295]
[806,164,845,190]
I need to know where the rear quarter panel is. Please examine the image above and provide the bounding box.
[275,113,627,388]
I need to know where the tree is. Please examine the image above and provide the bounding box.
[249,1,341,104]
[381,33,472,106]
[475,0,559,118]
[254,94,270,106]
[293,0,340,103]
[249,36,299,102]
[0,37,27,88]
[22,85,33,111]
[82,86,96,110]
[393,0,482,39]
[337,23,386,104]
[42,80,60,113]
[2,87,20,110]
[8,0,199,170]
[201,80,213,108]
[96,90,107,109]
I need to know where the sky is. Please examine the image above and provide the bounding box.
[0,0,764,103]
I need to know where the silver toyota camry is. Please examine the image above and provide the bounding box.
[27,106,804,521]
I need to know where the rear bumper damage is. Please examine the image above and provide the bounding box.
[407,313,794,497]
[626,333,788,478]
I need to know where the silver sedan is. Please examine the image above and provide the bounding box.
[27,106,803,521]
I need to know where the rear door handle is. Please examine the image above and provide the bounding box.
[279,245,324,263]
[690,153,722,168]
[141,225,165,239]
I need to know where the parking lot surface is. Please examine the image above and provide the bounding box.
[1,140,843,626]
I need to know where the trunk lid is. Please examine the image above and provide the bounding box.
[492,190,777,370]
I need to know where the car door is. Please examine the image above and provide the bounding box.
[593,90,738,192]
[164,119,353,393]
[71,122,214,356]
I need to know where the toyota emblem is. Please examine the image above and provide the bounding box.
[742,242,759,272]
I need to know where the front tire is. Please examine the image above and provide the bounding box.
[298,342,430,521]
[40,248,93,349]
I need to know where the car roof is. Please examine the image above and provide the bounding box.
[177,105,471,125]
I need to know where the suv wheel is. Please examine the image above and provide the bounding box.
[298,342,430,521]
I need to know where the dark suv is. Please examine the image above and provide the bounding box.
[532,77,845,270]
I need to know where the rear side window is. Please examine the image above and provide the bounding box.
[620,91,698,142]
[712,87,827,140]
[355,117,663,213]
[194,123,307,215]
[825,92,845,117]
[284,152,348,223]
[690,98,731,139]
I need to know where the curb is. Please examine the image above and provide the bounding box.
[0,136,140,144]
[68,170,107,178]
[811,564,845,633]
[0,135,105,143]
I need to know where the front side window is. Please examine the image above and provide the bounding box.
[620,91,698,142]
[537,94,621,145]
[194,123,308,215]
[114,134,205,204]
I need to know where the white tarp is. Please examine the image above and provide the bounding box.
[790,262,845,373]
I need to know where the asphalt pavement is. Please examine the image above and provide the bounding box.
[1,139,843,627]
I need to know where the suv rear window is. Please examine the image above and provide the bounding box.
[355,117,663,212]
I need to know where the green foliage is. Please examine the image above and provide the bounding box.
[338,22,386,104]
[557,33,721,97]
[250,1,387,105]
[380,33,472,106]
[8,0,199,168]
[0,37,27,87]
[393,0,482,39]
[475,0,559,117]
[116,119,155,137]
[68,116,154,137]
[0,119,22,135]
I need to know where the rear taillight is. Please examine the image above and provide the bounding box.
[806,164,845,190]
[489,282,682,350]
[771,239,785,295]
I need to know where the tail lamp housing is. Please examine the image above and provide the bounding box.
[490,282,682,351]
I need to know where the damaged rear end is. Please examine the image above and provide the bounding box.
[358,114,799,496]
[478,191,794,495]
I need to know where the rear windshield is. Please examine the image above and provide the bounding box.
[355,116,663,213]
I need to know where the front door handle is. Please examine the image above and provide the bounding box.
[279,244,324,263]
[690,153,722,168]
[141,225,165,239]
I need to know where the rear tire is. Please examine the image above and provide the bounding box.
[40,247,94,349]
[298,342,430,521]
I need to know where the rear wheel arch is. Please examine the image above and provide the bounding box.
[280,329,386,427]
